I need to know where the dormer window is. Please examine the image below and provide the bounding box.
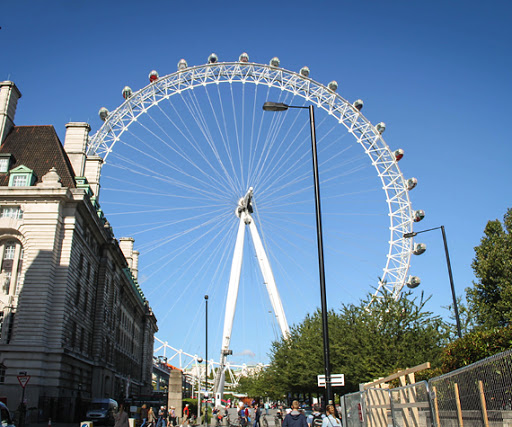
[0,154,11,173]
[8,165,35,187]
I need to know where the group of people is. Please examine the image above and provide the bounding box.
[237,402,262,427]
[138,404,181,427]
[115,400,341,427]
[279,402,341,427]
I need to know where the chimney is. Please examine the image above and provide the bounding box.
[0,81,22,144]
[132,250,139,281]
[119,237,135,270]
[84,155,103,199]
[64,122,90,177]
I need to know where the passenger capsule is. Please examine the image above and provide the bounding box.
[394,149,404,161]
[178,59,188,70]
[208,53,218,64]
[122,86,133,100]
[353,99,364,111]
[376,122,386,134]
[406,276,421,289]
[270,57,280,67]
[148,70,159,83]
[413,209,425,222]
[407,177,418,191]
[98,107,109,121]
[300,66,310,77]
[328,81,338,92]
[413,243,427,256]
[239,52,249,63]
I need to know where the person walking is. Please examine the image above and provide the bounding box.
[238,402,248,427]
[114,403,130,427]
[321,405,340,427]
[148,407,157,427]
[168,406,177,427]
[253,404,261,427]
[183,404,190,426]
[141,404,149,427]
[306,404,324,427]
[282,401,307,427]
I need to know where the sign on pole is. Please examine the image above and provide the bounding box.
[17,375,30,388]
[317,374,344,387]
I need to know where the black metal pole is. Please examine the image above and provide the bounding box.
[441,226,462,339]
[205,295,208,426]
[308,105,333,405]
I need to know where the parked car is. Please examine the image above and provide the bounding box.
[85,398,118,426]
[0,402,15,427]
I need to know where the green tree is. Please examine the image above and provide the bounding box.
[467,207,512,328]
[262,290,450,393]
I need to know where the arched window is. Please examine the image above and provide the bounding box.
[0,239,24,296]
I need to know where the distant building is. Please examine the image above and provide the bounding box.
[0,81,158,422]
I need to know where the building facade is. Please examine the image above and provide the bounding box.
[0,81,158,421]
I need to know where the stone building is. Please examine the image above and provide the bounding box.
[0,81,158,421]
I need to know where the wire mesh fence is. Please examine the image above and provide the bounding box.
[343,391,364,427]
[341,349,512,427]
[429,348,512,427]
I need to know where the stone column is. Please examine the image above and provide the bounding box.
[168,370,183,423]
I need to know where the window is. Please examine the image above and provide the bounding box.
[3,242,16,260]
[8,165,35,187]
[0,158,9,173]
[0,206,23,219]
[11,174,28,187]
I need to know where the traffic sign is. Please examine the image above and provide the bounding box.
[17,375,30,388]
[317,374,344,387]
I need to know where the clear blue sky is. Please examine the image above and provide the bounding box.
[2,0,512,367]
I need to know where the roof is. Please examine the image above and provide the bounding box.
[0,126,76,188]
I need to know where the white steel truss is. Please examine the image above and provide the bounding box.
[213,188,289,400]
[88,60,416,301]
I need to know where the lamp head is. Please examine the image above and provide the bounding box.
[262,102,289,112]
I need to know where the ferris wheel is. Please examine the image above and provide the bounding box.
[87,53,424,397]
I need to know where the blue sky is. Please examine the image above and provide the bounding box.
[2,1,512,367]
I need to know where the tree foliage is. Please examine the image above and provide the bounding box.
[467,207,512,328]
[243,291,451,395]
[440,325,512,372]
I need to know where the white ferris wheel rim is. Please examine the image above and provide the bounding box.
[88,60,415,303]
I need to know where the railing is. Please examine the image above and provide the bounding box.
[341,348,512,427]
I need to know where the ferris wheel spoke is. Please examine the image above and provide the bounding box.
[120,127,234,197]
[106,151,230,202]
[179,90,241,194]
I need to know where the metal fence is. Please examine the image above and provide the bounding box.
[341,349,512,427]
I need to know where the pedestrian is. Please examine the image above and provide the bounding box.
[238,402,248,427]
[183,404,190,426]
[168,406,177,427]
[320,405,340,427]
[148,407,156,427]
[141,404,149,427]
[253,404,261,427]
[114,403,130,427]
[158,406,168,427]
[264,402,270,416]
[282,401,307,427]
[306,404,324,427]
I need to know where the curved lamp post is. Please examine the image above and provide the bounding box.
[404,225,462,338]
[263,102,333,405]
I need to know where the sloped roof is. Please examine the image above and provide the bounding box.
[0,126,76,188]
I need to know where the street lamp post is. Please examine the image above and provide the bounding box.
[205,295,209,426]
[197,357,203,423]
[263,102,333,405]
[403,225,462,338]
